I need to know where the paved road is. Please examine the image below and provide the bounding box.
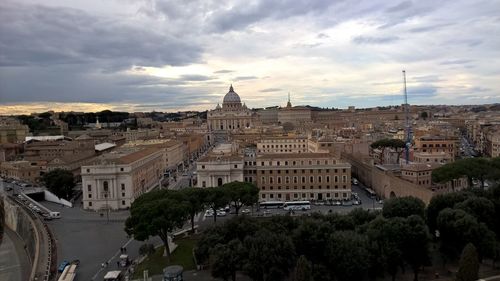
[0,228,30,281]
[41,200,160,281]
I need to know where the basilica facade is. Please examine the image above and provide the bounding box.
[207,85,255,132]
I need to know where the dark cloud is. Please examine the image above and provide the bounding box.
[352,36,400,44]
[260,88,282,93]
[214,69,234,74]
[210,0,338,32]
[0,2,203,69]
[317,33,329,39]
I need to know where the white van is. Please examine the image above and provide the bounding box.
[50,212,61,219]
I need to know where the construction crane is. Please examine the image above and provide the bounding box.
[403,70,411,164]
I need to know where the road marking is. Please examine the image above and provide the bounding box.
[91,236,134,280]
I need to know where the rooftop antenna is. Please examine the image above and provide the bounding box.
[403,70,411,164]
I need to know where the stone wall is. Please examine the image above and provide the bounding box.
[2,195,53,281]
[343,153,434,205]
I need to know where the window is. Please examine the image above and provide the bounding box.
[326,176,330,183]
[277,177,282,184]
[120,168,124,171]
[87,169,90,173]
[121,184,125,190]
[261,177,266,184]
[234,165,238,168]
[87,185,92,192]
[103,181,109,192]
[293,177,298,184]
[202,165,205,169]
[122,193,125,197]
[318,176,322,183]
[88,194,92,198]
[202,181,206,187]
[310,176,314,183]
[270,194,274,199]
[88,202,92,207]
[302,176,306,183]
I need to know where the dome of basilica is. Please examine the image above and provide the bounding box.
[223,85,241,104]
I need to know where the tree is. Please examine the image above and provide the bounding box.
[179,188,207,233]
[370,138,406,164]
[420,112,428,120]
[432,158,499,188]
[426,192,468,232]
[455,197,496,230]
[211,239,245,281]
[437,208,496,260]
[382,196,425,219]
[243,229,296,281]
[222,182,259,215]
[294,255,312,281]
[125,190,189,260]
[41,169,75,199]
[456,243,479,281]
[402,215,431,281]
[207,187,230,223]
[327,231,370,281]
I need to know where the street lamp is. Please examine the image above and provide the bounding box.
[101,190,110,224]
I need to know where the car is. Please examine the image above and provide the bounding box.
[352,178,359,185]
[216,211,227,217]
[353,200,361,205]
[182,173,188,176]
[224,205,231,212]
[241,208,251,214]
[204,210,214,217]
[333,200,341,206]
[377,200,384,204]
[58,260,70,273]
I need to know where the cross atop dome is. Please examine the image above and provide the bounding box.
[229,84,234,92]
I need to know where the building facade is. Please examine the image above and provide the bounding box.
[256,153,352,202]
[81,147,163,210]
[207,85,255,132]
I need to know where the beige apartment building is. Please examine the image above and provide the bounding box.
[257,135,308,154]
[413,136,458,164]
[0,118,29,144]
[256,153,351,202]
[81,146,163,210]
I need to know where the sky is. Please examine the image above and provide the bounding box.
[0,0,499,114]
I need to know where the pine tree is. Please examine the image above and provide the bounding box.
[456,243,479,281]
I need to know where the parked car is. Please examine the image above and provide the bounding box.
[204,210,214,217]
[58,260,70,273]
[216,211,227,217]
[241,208,251,214]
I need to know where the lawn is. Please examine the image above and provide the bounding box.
[132,237,198,279]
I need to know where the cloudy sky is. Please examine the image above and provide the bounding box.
[1,0,499,114]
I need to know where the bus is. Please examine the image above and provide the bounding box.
[365,188,377,198]
[283,201,311,211]
[259,201,284,209]
[58,264,77,281]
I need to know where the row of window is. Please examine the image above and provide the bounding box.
[261,175,347,184]
[260,144,307,148]
[261,185,348,190]
[87,200,126,207]
[421,143,453,148]
[260,169,347,174]
[261,192,349,199]
[261,139,307,143]
[260,160,335,166]
[87,182,127,192]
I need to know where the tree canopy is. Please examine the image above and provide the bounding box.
[222,182,259,215]
[125,190,189,259]
[432,157,500,188]
[382,196,426,219]
[456,243,479,281]
[41,169,75,200]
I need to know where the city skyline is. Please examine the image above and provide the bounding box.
[1,0,499,115]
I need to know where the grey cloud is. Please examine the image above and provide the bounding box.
[234,76,258,81]
[0,2,203,69]
[386,1,413,13]
[214,69,234,74]
[317,33,329,39]
[409,23,453,33]
[260,88,282,93]
[210,0,338,32]
[179,75,215,81]
[440,59,474,65]
[352,35,400,44]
